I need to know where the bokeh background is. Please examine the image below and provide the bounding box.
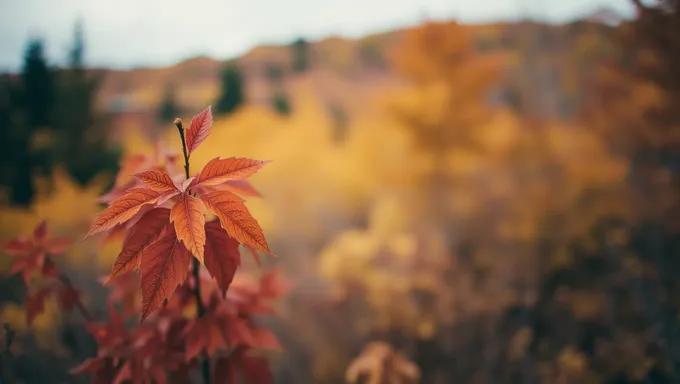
[2,0,680,382]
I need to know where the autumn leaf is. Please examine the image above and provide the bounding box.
[239,353,273,384]
[185,105,213,156]
[2,237,33,255]
[108,208,171,281]
[250,329,282,351]
[194,157,269,188]
[203,220,241,297]
[200,190,271,254]
[87,188,162,237]
[26,287,52,325]
[34,220,48,240]
[224,179,263,198]
[136,170,181,193]
[214,356,238,384]
[140,228,192,319]
[184,317,228,361]
[58,284,84,311]
[170,193,206,261]
[42,257,58,279]
[194,179,264,199]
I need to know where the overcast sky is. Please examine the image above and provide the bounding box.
[0,0,633,71]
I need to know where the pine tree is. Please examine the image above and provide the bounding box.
[52,19,120,186]
[158,83,180,124]
[21,38,54,129]
[214,63,244,116]
[291,37,310,73]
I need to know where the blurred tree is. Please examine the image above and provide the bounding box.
[157,82,180,124]
[0,38,56,206]
[51,19,120,186]
[291,37,310,73]
[214,63,244,116]
[21,38,54,129]
[0,75,36,206]
[271,91,292,116]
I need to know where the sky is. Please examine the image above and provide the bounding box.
[0,0,634,72]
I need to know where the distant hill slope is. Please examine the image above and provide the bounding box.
[95,18,620,134]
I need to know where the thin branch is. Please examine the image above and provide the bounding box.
[58,274,93,322]
[174,117,211,384]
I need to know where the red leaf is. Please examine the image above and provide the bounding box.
[194,157,269,188]
[47,238,72,254]
[12,252,45,283]
[184,317,227,361]
[33,220,48,241]
[213,356,238,384]
[185,105,213,156]
[42,257,58,278]
[224,179,263,198]
[108,208,170,281]
[26,287,52,325]
[170,193,206,261]
[204,220,241,297]
[250,329,282,351]
[140,228,192,319]
[58,284,83,311]
[136,170,180,193]
[240,354,273,384]
[2,237,32,256]
[87,188,162,237]
[70,357,108,374]
[200,190,271,254]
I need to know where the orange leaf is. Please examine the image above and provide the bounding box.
[170,194,206,261]
[194,157,269,188]
[204,220,241,296]
[224,179,263,198]
[140,228,192,319]
[200,190,271,254]
[108,208,170,281]
[87,188,161,237]
[136,170,180,193]
[185,105,213,156]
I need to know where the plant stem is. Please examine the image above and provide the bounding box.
[58,274,93,322]
[174,118,211,384]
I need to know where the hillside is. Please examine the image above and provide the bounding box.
[95,19,619,138]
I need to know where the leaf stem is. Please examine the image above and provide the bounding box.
[174,118,211,384]
[58,274,93,322]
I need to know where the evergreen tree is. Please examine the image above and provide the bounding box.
[158,83,180,124]
[21,38,54,128]
[214,63,244,116]
[2,38,56,205]
[291,37,309,73]
[271,91,291,116]
[52,19,120,186]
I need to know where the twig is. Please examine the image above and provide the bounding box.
[174,118,211,384]
[58,274,93,322]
